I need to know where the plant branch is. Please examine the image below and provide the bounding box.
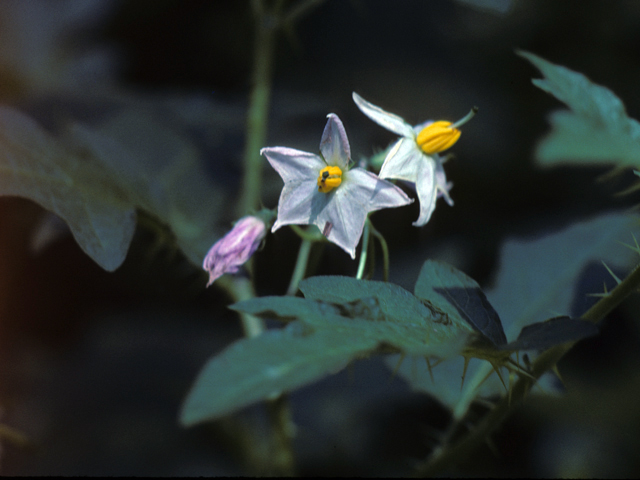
[236,1,281,217]
[287,237,313,296]
[414,260,640,476]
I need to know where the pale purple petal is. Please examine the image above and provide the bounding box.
[352,92,416,138]
[319,114,350,170]
[261,147,325,183]
[203,216,267,286]
[378,137,425,182]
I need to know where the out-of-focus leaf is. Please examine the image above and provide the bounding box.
[179,322,377,426]
[454,0,513,14]
[415,260,507,346]
[390,213,640,417]
[487,213,640,336]
[0,92,227,272]
[501,316,599,352]
[233,289,469,358]
[0,106,136,271]
[66,106,223,266]
[519,51,640,167]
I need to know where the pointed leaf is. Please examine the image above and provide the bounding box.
[415,260,506,345]
[519,51,640,168]
[501,316,599,352]
[0,106,136,271]
[66,107,223,266]
[391,213,639,415]
[233,292,468,358]
[180,323,377,426]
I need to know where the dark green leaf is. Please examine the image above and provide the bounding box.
[232,292,468,358]
[66,106,224,267]
[0,106,136,271]
[433,287,507,347]
[179,323,377,426]
[501,316,599,352]
[414,260,504,343]
[391,214,639,415]
[230,295,342,322]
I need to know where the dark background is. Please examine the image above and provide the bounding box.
[1,0,640,476]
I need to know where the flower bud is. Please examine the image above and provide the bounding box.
[203,215,268,287]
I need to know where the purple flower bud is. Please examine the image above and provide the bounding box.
[203,215,267,287]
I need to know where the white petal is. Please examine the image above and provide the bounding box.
[314,190,363,259]
[343,168,413,212]
[378,137,425,182]
[352,92,415,138]
[261,147,325,184]
[320,114,350,170]
[315,168,413,258]
[272,180,325,232]
[412,158,438,227]
[434,157,454,206]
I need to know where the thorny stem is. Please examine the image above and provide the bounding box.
[415,261,640,477]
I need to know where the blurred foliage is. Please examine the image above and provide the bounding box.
[0,0,640,477]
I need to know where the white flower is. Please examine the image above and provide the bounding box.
[261,114,413,259]
[353,92,476,226]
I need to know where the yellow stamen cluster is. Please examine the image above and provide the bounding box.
[416,121,461,155]
[317,166,342,193]
[415,106,478,155]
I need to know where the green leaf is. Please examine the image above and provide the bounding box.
[299,276,472,355]
[501,316,599,352]
[390,213,640,416]
[232,292,468,358]
[0,106,136,271]
[487,213,640,336]
[0,96,225,271]
[66,105,224,267]
[230,295,343,322]
[415,260,507,347]
[519,50,640,167]
[179,322,377,426]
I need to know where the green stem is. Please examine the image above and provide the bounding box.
[290,224,325,242]
[356,220,371,279]
[286,237,313,295]
[236,1,280,218]
[368,220,390,282]
[219,275,264,338]
[232,1,328,474]
[415,260,640,476]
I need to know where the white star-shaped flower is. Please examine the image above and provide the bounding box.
[261,114,413,259]
[353,92,476,226]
